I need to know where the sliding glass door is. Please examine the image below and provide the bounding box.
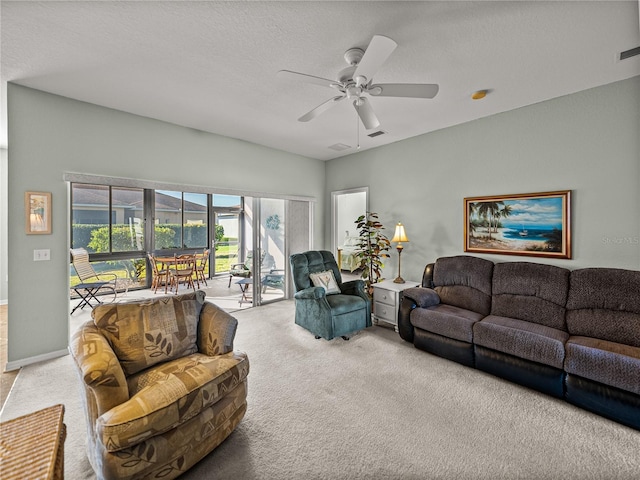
[255,198,286,305]
[211,194,243,276]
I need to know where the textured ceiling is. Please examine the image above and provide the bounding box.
[2,1,639,159]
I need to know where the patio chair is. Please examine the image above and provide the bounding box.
[262,269,285,292]
[170,254,196,293]
[228,250,276,287]
[70,248,117,313]
[148,253,172,293]
[195,249,210,287]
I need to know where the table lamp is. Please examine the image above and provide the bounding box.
[391,222,409,283]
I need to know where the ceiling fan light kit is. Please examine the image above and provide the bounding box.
[278,34,440,130]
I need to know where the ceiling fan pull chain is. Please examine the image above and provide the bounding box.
[356,107,360,150]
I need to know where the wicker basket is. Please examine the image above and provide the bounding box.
[0,403,66,479]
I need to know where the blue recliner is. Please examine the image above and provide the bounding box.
[290,250,371,340]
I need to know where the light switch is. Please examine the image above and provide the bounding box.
[33,249,51,261]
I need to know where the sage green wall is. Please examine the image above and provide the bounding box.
[7,84,324,366]
[326,76,640,283]
[1,148,7,304]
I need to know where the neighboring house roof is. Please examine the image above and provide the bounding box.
[72,184,206,212]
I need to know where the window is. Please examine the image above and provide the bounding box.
[71,184,144,253]
[112,187,145,252]
[155,190,207,250]
[71,183,147,292]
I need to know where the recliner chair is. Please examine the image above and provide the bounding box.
[290,250,371,340]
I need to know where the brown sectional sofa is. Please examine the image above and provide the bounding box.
[398,255,640,430]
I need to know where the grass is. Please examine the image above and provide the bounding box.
[70,247,239,288]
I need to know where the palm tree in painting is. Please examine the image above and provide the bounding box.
[496,203,513,232]
[477,201,504,239]
[468,202,479,238]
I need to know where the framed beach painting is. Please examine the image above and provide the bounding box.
[464,190,571,259]
[25,191,52,234]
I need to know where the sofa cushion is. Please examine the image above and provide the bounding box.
[98,350,249,452]
[565,336,640,395]
[433,256,494,315]
[473,315,569,369]
[93,291,205,375]
[566,268,640,348]
[411,304,485,343]
[491,262,570,331]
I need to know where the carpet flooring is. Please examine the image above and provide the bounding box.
[1,300,639,479]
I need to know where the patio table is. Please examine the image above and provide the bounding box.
[236,277,252,306]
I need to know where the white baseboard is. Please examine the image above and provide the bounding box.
[5,349,68,372]
[0,299,7,305]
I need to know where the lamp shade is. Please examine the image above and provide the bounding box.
[391,223,409,243]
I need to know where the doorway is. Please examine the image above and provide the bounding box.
[331,187,368,265]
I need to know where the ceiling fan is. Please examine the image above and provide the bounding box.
[278,35,439,130]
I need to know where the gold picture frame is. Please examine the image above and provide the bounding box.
[464,190,571,259]
[25,191,52,235]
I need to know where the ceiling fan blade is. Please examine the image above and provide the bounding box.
[353,98,380,130]
[353,35,398,85]
[298,95,345,122]
[278,70,339,89]
[369,83,439,98]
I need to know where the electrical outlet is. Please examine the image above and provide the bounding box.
[33,249,51,261]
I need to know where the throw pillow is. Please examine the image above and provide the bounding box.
[310,270,341,295]
[93,291,205,375]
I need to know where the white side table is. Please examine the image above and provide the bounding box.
[372,279,421,332]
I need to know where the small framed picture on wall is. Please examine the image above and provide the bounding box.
[25,191,52,235]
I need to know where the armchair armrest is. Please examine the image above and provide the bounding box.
[340,279,367,297]
[70,321,129,416]
[96,271,118,283]
[341,279,371,320]
[198,302,238,355]
[294,286,327,300]
[230,263,248,271]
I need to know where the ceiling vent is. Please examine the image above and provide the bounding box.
[620,46,640,61]
[367,130,386,138]
[328,143,351,151]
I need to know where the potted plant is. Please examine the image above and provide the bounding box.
[354,212,391,293]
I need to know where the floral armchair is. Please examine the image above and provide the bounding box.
[70,291,249,480]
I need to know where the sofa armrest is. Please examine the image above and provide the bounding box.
[403,287,440,308]
[70,320,129,416]
[397,287,438,344]
[198,302,238,355]
[398,296,417,343]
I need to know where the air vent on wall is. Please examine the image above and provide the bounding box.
[367,130,386,138]
[620,46,640,61]
[328,143,351,151]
